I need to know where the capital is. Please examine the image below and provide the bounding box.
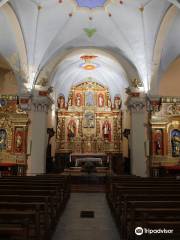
[127,97,146,112]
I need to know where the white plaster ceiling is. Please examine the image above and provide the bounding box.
[51,49,128,101]
[0,0,179,97]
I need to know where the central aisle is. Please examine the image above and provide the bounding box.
[52,193,120,240]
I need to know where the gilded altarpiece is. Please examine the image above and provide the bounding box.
[150,97,180,169]
[56,82,122,154]
[0,96,29,168]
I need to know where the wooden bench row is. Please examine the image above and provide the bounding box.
[106,175,180,240]
[0,174,71,240]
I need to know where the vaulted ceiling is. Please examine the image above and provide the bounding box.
[0,0,180,99]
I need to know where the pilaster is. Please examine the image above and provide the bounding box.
[127,96,147,177]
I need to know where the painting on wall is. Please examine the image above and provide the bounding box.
[0,129,7,151]
[171,129,180,157]
[14,127,24,154]
[85,91,94,106]
[83,111,95,128]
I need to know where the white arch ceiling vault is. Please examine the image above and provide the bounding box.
[0,0,180,98]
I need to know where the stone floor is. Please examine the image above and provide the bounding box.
[52,193,120,240]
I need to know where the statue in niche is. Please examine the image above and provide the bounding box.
[15,132,23,150]
[171,130,180,157]
[114,96,122,110]
[57,96,65,109]
[154,130,163,155]
[75,93,81,107]
[102,120,111,141]
[85,91,94,106]
[98,94,104,107]
[107,98,112,108]
[68,97,72,107]
[0,129,6,151]
[67,120,76,140]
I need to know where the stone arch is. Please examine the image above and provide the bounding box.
[1,3,28,93]
[150,5,177,94]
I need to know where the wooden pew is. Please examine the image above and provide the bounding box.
[0,175,71,240]
[106,176,180,240]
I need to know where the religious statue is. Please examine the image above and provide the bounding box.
[76,93,81,107]
[16,133,22,149]
[154,130,162,155]
[108,98,112,108]
[98,94,104,107]
[102,120,111,140]
[57,96,65,109]
[68,97,72,106]
[132,78,143,88]
[67,120,76,140]
[114,97,121,110]
[0,129,6,151]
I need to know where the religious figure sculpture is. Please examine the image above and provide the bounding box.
[67,120,76,140]
[16,133,22,149]
[98,94,104,107]
[0,129,6,151]
[154,130,162,155]
[108,98,112,108]
[76,93,81,107]
[114,97,121,110]
[102,120,111,140]
[57,96,65,109]
[68,97,72,106]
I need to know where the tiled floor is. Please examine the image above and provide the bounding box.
[52,193,120,240]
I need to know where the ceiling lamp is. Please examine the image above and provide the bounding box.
[80,55,99,70]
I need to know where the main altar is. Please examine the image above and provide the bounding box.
[55,80,123,171]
